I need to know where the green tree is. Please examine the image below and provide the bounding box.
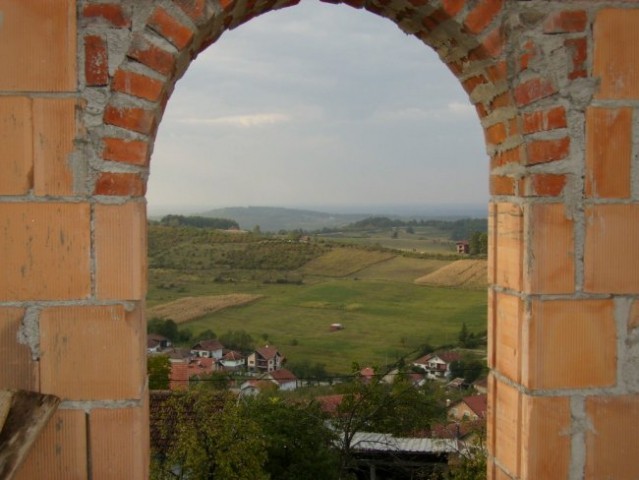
[468,231,488,256]
[458,322,469,347]
[147,355,171,390]
[151,391,268,480]
[244,397,340,480]
[219,329,255,353]
[333,366,446,474]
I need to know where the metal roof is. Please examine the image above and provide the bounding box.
[349,432,457,454]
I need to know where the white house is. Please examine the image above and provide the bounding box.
[219,350,245,370]
[247,345,283,372]
[191,339,224,360]
[412,351,461,379]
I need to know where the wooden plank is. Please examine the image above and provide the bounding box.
[0,390,60,480]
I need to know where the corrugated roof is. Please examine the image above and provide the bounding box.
[349,432,457,454]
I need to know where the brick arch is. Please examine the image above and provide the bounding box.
[3,1,639,479]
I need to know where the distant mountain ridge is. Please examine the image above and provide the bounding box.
[199,205,486,232]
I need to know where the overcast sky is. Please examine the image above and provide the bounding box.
[147,0,488,215]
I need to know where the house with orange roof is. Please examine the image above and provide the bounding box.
[412,351,462,379]
[448,394,487,421]
[191,339,225,360]
[263,368,298,391]
[219,350,245,370]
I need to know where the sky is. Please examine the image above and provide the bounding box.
[147,0,488,215]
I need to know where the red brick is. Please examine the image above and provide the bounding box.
[565,37,587,80]
[464,0,504,34]
[40,305,145,400]
[526,137,570,165]
[95,202,147,300]
[95,172,146,196]
[104,105,156,134]
[543,10,588,34]
[474,26,504,59]
[127,34,176,76]
[112,69,164,102]
[519,41,536,72]
[586,396,639,479]
[585,204,639,294]
[585,107,632,198]
[485,122,507,145]
[0,307,37,391]
[490,175,515,196]
[594,9,639,99]
[82,3,130,27]
[0,203,91,301]
[463,75,487,95]
[219,0,236,12]
[514,78,557,106]
[148,6,194,50]
[442,0,464,17]
[522,106,567,134]
[490,92,512,110]
[13,410,88,480]
[85,35,108,86]
[487,61,507,83]
[524,299,616,389]
[103,137,149,166]
[525,203,575,294]
[524,173,567,197]
[0,97,33,195]
[174,0,211,24]
[491,146,521,169]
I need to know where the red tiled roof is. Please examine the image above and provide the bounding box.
[462,394,487,417]
[256,345,280,359]
[192,339,224,351]
[316,394,345,414]
[267,368,297,384]
[169,364,189,391]
[437,351,462,363]
[222,350,243,360]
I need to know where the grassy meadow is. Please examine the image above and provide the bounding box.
[147,223,488,374]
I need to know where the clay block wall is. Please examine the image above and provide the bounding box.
[0,0,637,478]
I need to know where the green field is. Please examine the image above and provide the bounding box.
[147,223,488,374]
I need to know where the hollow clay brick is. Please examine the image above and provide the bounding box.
[586,396,639,479]
[90,406,148,479]
[494,378,521,477]
[524,299,616,389]
[33,98,76,196]
[594,9,639,99]
[13,409,87,480]
[0,97,33,195]
[520,396,571,479]
[0,307,37,391]
[525,203,574,294]
[585,107,632,199]
[585,204,639,293]
[95,202,147,300]
[39,305,145,400]
[0,0,76,91]
[493,203,523,291]
[0,203,91,301]
[494,292,523,383]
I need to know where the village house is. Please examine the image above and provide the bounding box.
[448,394,487,421]
[247,345,283,373]
[263,368,298,391]
[147,333,171,353]
[412,351,462,379]
[455,241,469,254]
[191,339,225,360]
[219,350,245,371]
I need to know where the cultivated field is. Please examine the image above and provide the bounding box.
[147,294,264,323]
[414,259,487,289]
[300,248,395,277]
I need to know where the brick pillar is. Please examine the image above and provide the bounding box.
[487,6,639,480]
[0,1,149,477]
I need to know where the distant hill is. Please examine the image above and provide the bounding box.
[199,206,368,232]
[199,206,488,233]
